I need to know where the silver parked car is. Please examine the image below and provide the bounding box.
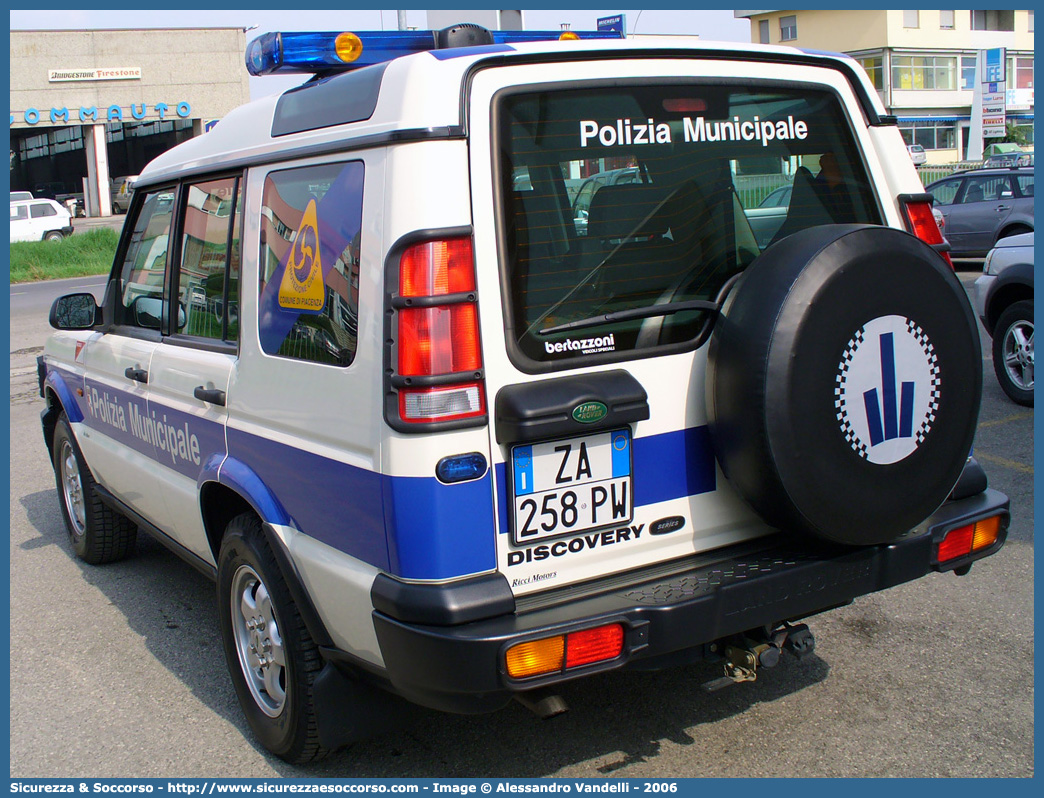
[974,232,1034,406]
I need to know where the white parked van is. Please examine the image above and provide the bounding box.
[40,25,1008,763]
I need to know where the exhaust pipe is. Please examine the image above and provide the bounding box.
[515,689,569,719]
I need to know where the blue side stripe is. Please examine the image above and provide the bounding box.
[226,427,389,571]
[382,471,497,579]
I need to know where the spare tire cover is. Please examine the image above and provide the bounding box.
[708,224,981,546]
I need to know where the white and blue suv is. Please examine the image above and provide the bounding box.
[39,25,1009,763]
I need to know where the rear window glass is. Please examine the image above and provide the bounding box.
[496,83,881,365]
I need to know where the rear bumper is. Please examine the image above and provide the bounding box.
[369,489,1008,714]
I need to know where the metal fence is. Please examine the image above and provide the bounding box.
[916,162,983,186]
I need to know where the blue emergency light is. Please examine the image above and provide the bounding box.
[246,24,625,76]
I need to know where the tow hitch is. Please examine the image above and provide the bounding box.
[701,622,815,692]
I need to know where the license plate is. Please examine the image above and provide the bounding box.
[510,429,633,546]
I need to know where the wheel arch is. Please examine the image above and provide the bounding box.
[41,370,84,455]
[985,270,1033,334]
[996,222,1033,243]
[199,480,256,564]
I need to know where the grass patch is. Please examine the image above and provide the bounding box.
[9,229,119,283]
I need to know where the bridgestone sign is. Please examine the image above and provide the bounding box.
[48,67,142,82]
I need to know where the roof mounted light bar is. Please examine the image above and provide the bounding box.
[246,24,624,76]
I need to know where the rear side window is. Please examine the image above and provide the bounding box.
[496,83,880,366]
[959,175,1013,203]
[258,160,363,367]
[30,202,57,218]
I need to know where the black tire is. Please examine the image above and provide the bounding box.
[43,231,64,242]
[991,300,1034,406]
[51,413,137,563]
[708,224,982,546]
[217,514,328,764]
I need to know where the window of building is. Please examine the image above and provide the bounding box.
[779,15,797,41]
[892,55,957,90]
[898,120,957,150]
[971,10,1014,31]
[258,160,363,367]
[940,10,955,29]
[903,10,920,28]
[858,56,884,90]
[759,19,770,44]
[176,176,242,344]
[118,189,176,330]
[1009,56,1034,89]
[961,55,977,89]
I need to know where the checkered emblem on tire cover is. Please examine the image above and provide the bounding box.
[835,315,941,465]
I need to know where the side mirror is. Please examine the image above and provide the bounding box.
[49,293,100,330]
[131,295,164,329]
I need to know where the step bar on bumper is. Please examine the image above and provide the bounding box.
[369,489,1008,714]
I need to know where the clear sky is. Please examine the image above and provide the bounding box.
[8,8,751,40]
[9,8,753,97]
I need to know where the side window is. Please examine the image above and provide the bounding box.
[258,160,363,367]
[930,179,960,206]
[118,189,176,329]
[31,203,57,218]
[1016,174,1034,197]
[959,175,1010,203]
[11,205,28,221]
[175,176,242,344]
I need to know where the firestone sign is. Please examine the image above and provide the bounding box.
[12,101,192,127]
[48,67,143,82]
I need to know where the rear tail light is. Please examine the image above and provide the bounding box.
[899,193,953,269]
[387,235,486,428]
[505,623,626,680]
[936,515,1003,564]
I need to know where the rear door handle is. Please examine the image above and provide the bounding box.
[995,205,1011,212]
[124,367,148,384]
[193,386,226,406]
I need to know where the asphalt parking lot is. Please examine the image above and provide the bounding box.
[8,268,1033,778]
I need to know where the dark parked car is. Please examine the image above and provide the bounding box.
[926,167,1033,257]
[973,232,1034,406]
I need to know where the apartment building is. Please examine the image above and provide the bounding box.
[735,10,1034,164]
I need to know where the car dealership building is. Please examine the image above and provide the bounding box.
[10,27,250,215]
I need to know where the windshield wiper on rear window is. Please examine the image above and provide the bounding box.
[539,299,720,335]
